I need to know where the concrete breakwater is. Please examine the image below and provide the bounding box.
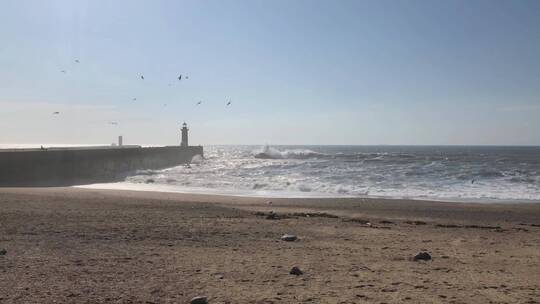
[0,145,203,186]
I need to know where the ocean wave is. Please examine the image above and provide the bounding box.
[252,145,323,159]
[477,169,505,178]
[191,154,204,164]
[116,145,540,202]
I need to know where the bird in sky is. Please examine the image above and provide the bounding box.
[140,75,144,80]
[109,121,118,126]
[132,98,137,101]
[196,101,202,105]
[74,59,80,63]
[52,111,60,115]
[178,74,182,80]
[226,101,232,106]
[60,70,66,73]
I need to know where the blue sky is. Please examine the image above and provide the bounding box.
[1,0,539,145]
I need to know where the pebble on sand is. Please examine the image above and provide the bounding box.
[413,252,432,261]
[266,212,278,220]
[281,234,298,242]
[290,266,303,275]
[190,296,208,304]
[0,249,6,255]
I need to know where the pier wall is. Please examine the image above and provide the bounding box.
[0,146,203,186]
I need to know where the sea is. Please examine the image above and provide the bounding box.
[2,144,540,202]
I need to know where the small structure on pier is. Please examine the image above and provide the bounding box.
[181,122,189,147]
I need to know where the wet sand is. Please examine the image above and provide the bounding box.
[0,187,539,303]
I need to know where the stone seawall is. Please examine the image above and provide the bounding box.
[0,146,203,186]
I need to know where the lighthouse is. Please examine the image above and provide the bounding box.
[181,122,189,147]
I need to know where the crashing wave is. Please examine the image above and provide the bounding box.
[252,145,323,159]
[191,154,204,164]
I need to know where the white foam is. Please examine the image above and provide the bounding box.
[252,145,323,159]
[78,182,348,198]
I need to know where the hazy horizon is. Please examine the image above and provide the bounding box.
[2,0,540,146]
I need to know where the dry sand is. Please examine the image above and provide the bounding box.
[0,187,539,303]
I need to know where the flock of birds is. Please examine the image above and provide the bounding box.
[51,59,233,125]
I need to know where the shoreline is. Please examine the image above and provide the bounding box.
[3,186,540,223]
[77,183,540,205]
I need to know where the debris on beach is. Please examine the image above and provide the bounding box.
[214,273,224,280]
[255,211,340,220]
[343,218,371,225]
[435,223,502,230]
[405,220,427,225]
[266,211,278,220]
[290,266,303,276]
[413,252,432,261]
[254,211,291,220]
[0,249,6,255]
[190,296,208,304]
[292,212,339,219]
[281,234,297,242]
[145,178,155,184]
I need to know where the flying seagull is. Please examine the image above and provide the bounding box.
[140,75,144,80]
[196,101,202,105]
[132,97,137,101]
[226,101,232,106]
[178,74,182,80]
[109,121,119,126]
[74,59,80,63]
[60,70,66,73]
[52,111,60,115]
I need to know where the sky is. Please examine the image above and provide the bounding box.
[1,0,539,145]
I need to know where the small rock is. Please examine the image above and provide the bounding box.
[0,249,6,256]
[413,252,432,261]
[190,296,208,304]
[266,212,278,220]
[281,234,297,242]
[290,266,303,276]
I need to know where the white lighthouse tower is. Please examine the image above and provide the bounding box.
[181,122,189,147]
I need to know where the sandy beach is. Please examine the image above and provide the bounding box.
[1,187,539,304]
